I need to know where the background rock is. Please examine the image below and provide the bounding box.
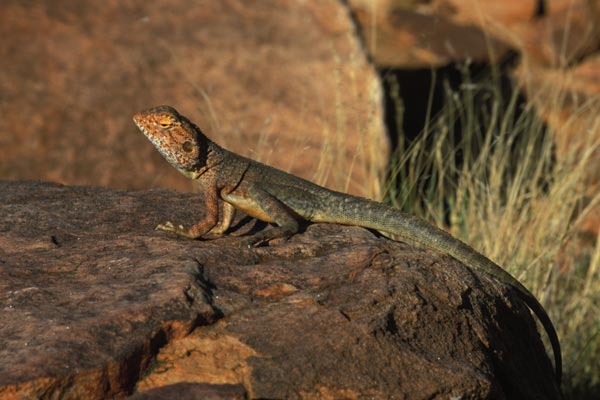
[0,181,560,399]
[0,0,387,198]
[347,0,511,68]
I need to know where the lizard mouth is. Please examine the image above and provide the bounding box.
[132,115,151,139]
[132,114,144,130]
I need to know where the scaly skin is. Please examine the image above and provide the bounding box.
[133,105,562,385]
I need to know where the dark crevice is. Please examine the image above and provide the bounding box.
[338,0,374,65]
[116,326,169,397]
[189,257,225,320]
[534,0,547,17]
[379,51,522,151]
[120,260,226,397]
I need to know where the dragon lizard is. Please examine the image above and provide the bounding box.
[133,105,562,385]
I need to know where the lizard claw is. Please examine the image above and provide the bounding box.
[156,221,205,239]
[156,221,187,236]
[156,221,174,231]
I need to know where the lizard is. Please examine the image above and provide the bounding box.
[133,105,562,385]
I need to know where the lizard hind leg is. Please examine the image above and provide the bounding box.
[223,185,300,247]
[241,221,299,247]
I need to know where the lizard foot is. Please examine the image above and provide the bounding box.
[156,221,196,238]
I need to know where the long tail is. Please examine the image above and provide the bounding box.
[322,194,562,384]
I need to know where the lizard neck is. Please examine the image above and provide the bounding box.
[187,135,227,180]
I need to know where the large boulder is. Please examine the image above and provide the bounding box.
[0,0,386,198]
[0,181,560,399]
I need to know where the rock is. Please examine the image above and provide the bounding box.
[515,54,600,167]
[367,0,600,68]
[516,0,600,67]
[440,0,541,26]
[453,0,600,68]
[0,0,386,198]
[128,383,246,400]
[513,53,600,239]
[0,181,561,399]
[347,0,511,67]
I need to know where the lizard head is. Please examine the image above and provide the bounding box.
[133,105,206,175]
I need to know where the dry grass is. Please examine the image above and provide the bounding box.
[384,67,600,398]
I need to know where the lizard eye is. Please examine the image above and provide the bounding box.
[156,116,175,129]
[182,141,194,153]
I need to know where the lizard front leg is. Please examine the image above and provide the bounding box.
[207,200,236,235]
[157,186,220,239]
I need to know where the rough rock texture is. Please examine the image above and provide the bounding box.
[0,0,386,198]
[0,181,560,399]
[129,383,246,400]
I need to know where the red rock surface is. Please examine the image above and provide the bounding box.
[0,0,387,198]
[347,0,511,67]
[516,55,600,165]
[129,383,246,400]
[435,0,570,64]
[0,181,561,399]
